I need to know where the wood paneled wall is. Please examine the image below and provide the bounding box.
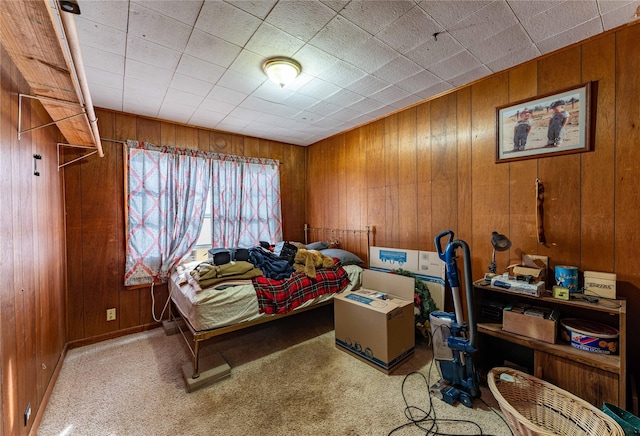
[307,23,640,384]
[0,46,67,436]
[63,111,307,342]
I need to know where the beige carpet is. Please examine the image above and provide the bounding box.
[38,306,512,435]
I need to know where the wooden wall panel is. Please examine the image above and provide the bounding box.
[80,112,120,338]
[114,113,140,330]
[507,63,539,265]
[456,88,472,245]
[336,134,347,232]
[198,128,210,152]
[384,114,399,246]
[231,135,245,156]
[96,112,130,332]
[416,102,433,250]
[431,92,459,237]
[137,118,161,144]
[365,120,386,245]
[305,142,323,237]
[258,138,273,158]
[64,110,307,342]
[536,47,583,268]
[28,106,43,406]
[470,74,510,278]
[161,121,175,145]
[614,24,640,381]
[305,22,640,386]
[243,136,260,157]
[581,34,615,272]
[613,24,640,277]
[397,108,417,249]
[344,128,365,232]
[64,125,84,340]
[33,100,66,403]
[1,47,20,436]
[283,143,306,242]
[1,44,66,435]
[176,124,198,148]
[12,76,35,436]
[14,93,37,436]
[324,136,340,232]
[322,136,336,228]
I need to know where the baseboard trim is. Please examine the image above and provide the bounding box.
[29,342,69,436]
[67,322,162,349]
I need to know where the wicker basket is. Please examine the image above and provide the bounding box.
[488,367,624,436]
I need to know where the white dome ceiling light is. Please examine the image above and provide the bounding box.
[262,57,301,88]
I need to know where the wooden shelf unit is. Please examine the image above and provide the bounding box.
[473,280,626,409]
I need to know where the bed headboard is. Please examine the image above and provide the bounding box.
[303,224,373,267]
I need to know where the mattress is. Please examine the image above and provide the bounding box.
[170,261,363,332]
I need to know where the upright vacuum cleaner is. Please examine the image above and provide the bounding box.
[429,230,481,408]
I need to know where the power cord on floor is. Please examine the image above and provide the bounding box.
[387,329,513,435]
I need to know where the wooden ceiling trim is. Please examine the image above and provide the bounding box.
[0,0,101,152]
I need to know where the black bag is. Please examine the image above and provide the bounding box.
[274,241,298,265]
[208,247,250,265]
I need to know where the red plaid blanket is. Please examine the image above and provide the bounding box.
[252,265,351,314]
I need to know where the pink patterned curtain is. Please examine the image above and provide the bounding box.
[125,140,211,286]
[212,156,282,248]
[211,157,242,248]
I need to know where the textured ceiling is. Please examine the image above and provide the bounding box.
[72,0,639,146]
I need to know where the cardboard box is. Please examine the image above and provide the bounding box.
[584,271,616,299]
[370,246,446,312]
[334,269,415,374]
[502,306,558,343]
[508,254,549,283]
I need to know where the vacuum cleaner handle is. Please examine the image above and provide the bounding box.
[434,230,453,261]
[435,230,461,289]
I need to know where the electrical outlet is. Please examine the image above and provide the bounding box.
[106,308,116,321]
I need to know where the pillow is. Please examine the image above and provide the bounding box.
[306,241,329,251]
[320,248,364,266]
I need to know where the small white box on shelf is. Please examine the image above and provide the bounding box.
[584,271,616,299]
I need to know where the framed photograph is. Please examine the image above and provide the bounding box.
[496,82,593,163]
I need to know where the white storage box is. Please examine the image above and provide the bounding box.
[584,271,616,299]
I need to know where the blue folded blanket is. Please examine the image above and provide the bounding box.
[249,247,293,280]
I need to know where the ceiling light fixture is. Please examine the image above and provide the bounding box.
[262,57,301,88]
[59,0,81,14]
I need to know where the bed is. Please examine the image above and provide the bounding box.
[165,225,372,391]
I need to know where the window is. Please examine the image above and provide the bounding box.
[124,140,282,286]
[211,158,283,249]
[192,192,212,261]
